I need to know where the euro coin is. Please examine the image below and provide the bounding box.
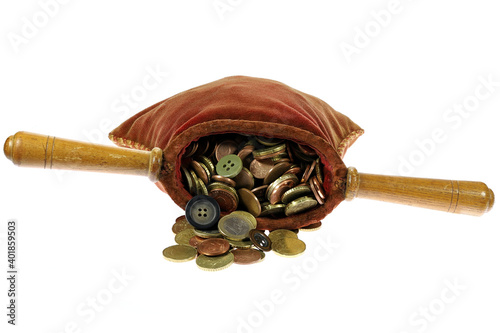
[162,245,197,262]
[272,238,306,257]
[196,252,234,271]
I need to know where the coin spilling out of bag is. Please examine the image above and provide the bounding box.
[162,134,326,270]
[164,214,321,270]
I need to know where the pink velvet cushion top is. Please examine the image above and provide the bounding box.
[109,76,364,230]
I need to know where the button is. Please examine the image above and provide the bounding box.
[185,195,221,230]
[216,154,243,178]
[249,229,272,252]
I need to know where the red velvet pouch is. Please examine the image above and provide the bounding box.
[109,76,364,230]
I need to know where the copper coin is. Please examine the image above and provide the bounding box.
[249,159,274,179]
[189,235,207,248]
[309,176,325,205]
[315,158,323,184]
[211,175,237,187]
[237,145,254,160]
[215,140,238,161]
[193,137,210,156]
[268,177,297,205]
[249,229,272,252]
[233,167,255,189]
[297,143,317,157]
[311,175,325,200]
[232,248,264,265]
[208,187,238,212]
[183,141,198,158]
[238,188,262,217]
[299,221,322,232]
[251,185,268,201]
[263,162,292,185]
[190,160,209,184]
[284,164,302,176]
[301,159,316,184]
[197,238,230,256]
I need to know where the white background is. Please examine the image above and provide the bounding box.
[1,1,499,332]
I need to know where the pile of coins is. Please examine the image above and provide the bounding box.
[163,214,323,271]
[180,134,326,218]
[163,134,326,270]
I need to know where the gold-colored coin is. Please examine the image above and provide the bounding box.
[181,167,196,195]
[268,229,298,243]
[253,143,286,159]
[194,228,222,238]
[218,214,254,240]
[281,185,312,204]
[284,196,318,216]
[238,188,262,217]
[174,229,197,245]
[172,218,194,234]
[227,238,253,249]
[198,155,215,176]
[162,245,197,262]
[197,178,209,196]
[272,237,306,257]
[260,202,286,216]
[196,252,234,271]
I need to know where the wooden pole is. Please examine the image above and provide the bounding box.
[3,131,163,182]
[344,167,494,216]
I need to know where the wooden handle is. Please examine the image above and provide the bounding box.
[3,131,163,182]
[345,167,494,216]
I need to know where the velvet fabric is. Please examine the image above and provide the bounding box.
[109,76,364,230]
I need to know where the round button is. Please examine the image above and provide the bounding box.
[216,154,243,178]
[185,195,221,230]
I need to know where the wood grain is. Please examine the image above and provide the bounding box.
[4,131,163,182]
[345,167,494,216]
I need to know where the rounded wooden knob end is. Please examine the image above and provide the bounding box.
[4,135,14,161]
[487,188,495,213]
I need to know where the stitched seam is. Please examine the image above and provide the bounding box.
[108,134,150,151]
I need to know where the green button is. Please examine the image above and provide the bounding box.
[216,154,242,178]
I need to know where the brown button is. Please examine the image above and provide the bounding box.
[215,140,238,161]
[197,238,230,256]
[249,159,274,179]
[249,229,272,252]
